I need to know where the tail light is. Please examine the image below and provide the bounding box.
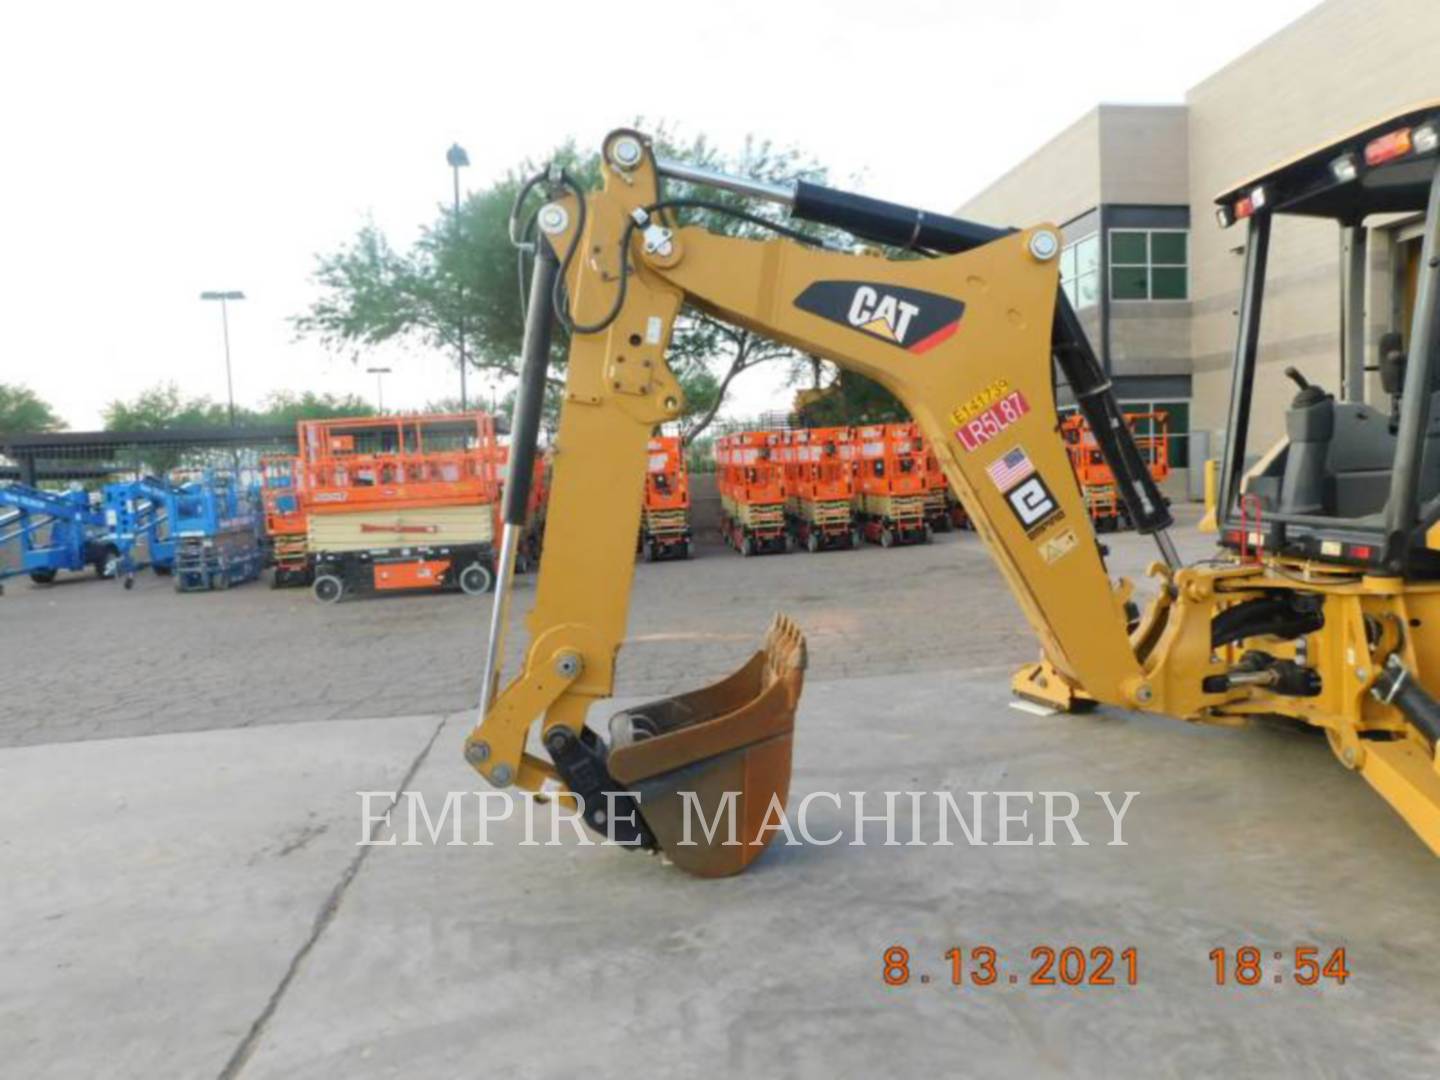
[1365,128,1413,166]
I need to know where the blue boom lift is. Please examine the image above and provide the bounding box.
[99,477,178,586]
[0,484,110,587]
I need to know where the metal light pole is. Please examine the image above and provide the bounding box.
[366,366,392,412]
[200,290,245,425]
[446,142,471,410]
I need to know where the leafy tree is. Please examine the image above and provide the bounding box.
[791,368,908,427]
[256,390,372,424]
[0,383,65,433]
[296,130,835,443]
[102,383,229,430]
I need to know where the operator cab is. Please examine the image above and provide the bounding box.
[1215,101,1440,575]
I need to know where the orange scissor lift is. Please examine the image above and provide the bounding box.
[716,430,789,556]
[299,412,501,602]
[496,444,551,573]
[640,435,692,561]
[1060,409,1171,531]
[919,431,968,533]
[780,427,859,552]
[259,454,311,587]
[855,422,932,547]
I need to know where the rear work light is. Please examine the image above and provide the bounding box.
[1216,205,1234,228]
[1365,127,1413,166]
[1330,153,1359,183]
[1414,122,1439,155]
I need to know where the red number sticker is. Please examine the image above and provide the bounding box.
[955,391,1030,452]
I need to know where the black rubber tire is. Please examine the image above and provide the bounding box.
[459,562,495,596]
[313,574,344,604]
[741,535,755,557]
[29,569,57,584]
[95,544,120,578]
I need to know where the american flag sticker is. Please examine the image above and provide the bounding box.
[986,446,1035,491]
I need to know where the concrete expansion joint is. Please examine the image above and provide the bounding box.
[213,716,447,1080]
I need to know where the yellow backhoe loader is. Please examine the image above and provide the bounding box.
[470,105,1440,875]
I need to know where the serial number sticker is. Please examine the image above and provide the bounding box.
[1038,528,1078,564]
[954,390,1030,452]
[950,378,1011,427]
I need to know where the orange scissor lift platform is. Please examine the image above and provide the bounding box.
[855,422,932,547]
[299,413,501,602]
[920,430,968,533]
[496,444,551,573]
[259,454,311,587]
[1060,410,1170,531]
[716,430,790,557]
[780,427,859,552]
[640,435,692,561]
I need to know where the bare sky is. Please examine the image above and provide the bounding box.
[0,0,1321,429]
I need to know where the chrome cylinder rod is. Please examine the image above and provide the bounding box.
[477,522,520,723]
[654,157,796,206]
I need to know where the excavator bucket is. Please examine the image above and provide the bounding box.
[607,614,806,877]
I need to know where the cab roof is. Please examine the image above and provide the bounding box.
[1215,99,1440,225]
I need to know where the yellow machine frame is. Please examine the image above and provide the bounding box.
[467,130,1440,858]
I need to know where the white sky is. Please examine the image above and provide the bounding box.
[0,0,1321,430]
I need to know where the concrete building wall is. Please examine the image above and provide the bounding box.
[957,108,1101,230]
[1098,105,1190,206]
[1186,0,1440,448]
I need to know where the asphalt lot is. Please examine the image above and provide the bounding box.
[0,507,1210,748]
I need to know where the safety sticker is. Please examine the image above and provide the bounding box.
[986,446,1035,491]
[954,390,1030,452]
[1004,474,1062,536]
[1038,528,1078,564]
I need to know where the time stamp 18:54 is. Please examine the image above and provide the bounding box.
[881,945,1350,988]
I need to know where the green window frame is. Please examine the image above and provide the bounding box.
[1109,229,1188,301]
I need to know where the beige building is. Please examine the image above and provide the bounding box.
[956,0,1440,492]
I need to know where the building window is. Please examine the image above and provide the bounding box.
[1123,400,1190,468]
[1060,234,1100,310]
[1110,229,1188,301]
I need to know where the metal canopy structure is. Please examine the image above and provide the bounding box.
[0,426,298,485]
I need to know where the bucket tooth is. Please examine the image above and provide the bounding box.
[607,614,806,877]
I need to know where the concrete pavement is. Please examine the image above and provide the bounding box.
[4,668,1437,1078]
